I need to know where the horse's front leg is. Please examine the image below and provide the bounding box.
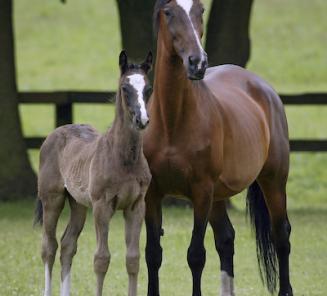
[188,181,214,296]
[93,198,115,296]
[124,195,146,296]
[145,184,163,296]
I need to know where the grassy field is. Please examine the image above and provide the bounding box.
[0,0,326,295]
[0,201,326,295]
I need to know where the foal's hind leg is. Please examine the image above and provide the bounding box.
[209,200,235,296]
[60,195,87,296]
[41,192,66,296]
[257,177,293,296]
[124,197,145,296]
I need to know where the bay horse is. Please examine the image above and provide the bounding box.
[35,51,153,296]
[143,0,292,295]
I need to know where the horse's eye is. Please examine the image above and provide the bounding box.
[122,85,129,93]
[163,8,172,17]
[201,7,205,14]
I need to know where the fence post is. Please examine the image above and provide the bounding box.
[56,92,73,127]
[56,103,72,127]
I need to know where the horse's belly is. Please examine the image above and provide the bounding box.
[65,182,92,207]
[219,145,267,193]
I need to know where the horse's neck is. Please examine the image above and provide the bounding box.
[153,39,197,138]
[107,95,143,167]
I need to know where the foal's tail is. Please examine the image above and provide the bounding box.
[34,198,43,226]
[246,181,278,294]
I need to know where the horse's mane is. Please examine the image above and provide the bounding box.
[153,0,168,36]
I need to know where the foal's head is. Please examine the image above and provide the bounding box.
[118,50,153,130]
[154,0,208,80]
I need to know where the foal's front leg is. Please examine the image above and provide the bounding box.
[93,198,115,296]
[124,196,146,296]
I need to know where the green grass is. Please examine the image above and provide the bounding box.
[0,201,326,295]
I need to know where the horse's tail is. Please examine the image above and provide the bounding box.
[246,181,278,294]
[34,198,43,226]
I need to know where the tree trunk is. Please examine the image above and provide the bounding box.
[116,0,155,63]
[0,0,37,200]
[205,0,254,67]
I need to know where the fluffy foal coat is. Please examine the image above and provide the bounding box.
[36,51,153,296]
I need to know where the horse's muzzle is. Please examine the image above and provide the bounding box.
[187,54,208,80]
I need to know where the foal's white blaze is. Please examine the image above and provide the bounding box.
[61,272,71,296]
[220,271,235,296]
[176,0,206,68]
[44,263,51,296]
[128,74,149,125]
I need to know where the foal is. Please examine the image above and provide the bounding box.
[35,51,153,296]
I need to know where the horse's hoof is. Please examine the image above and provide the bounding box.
[278,287,293,296]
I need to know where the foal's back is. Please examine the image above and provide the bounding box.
[38,124,101,206]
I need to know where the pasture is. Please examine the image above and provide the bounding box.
[0,0,326,295]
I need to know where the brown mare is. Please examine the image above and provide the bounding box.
[143,1,292,295]
[35,51,153,296]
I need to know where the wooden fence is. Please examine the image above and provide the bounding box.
[19,91,327,152]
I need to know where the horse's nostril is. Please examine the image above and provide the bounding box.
[189,55,201,67]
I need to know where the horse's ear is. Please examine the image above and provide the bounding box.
[119,50,128,74]
[141,51,153,73]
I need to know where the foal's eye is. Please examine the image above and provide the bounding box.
[122,85,129,94]
[144,86,153,102]
[163,8,172,18]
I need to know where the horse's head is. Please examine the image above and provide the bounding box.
[155,0,208,80]
[119,50,153,130]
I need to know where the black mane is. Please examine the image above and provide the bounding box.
[153,0,168,36]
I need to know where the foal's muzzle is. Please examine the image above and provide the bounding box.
[134,114,149,130]
[187,53,208,80]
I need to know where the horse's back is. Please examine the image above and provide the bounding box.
[39,124,100,200]
[204,65,289,194]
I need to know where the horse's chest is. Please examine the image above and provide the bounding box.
[114,178,143,209]
[151,149,193,196]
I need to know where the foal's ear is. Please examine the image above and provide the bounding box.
[141,51,153,74]
[119,50,128,74]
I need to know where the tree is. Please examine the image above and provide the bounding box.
[116,0,156,63]
[205,0,254,67]
[0,0,37,200]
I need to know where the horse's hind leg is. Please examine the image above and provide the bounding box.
[41,191,66,296]
[257,177,293,296]
[124,197,145,296]
[60,194,87,296]
[209,201,235,296]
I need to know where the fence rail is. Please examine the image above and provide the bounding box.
[19,91,327,152]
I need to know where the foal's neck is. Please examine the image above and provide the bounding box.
[108,92,143,167]
[153,33,198,138]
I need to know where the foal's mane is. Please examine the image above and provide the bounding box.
[153,0,169,36]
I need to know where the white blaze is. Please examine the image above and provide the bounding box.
[176,0,206,69]
[61,272,71,296]
[128,74,149,125]
[44,263,51,296]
